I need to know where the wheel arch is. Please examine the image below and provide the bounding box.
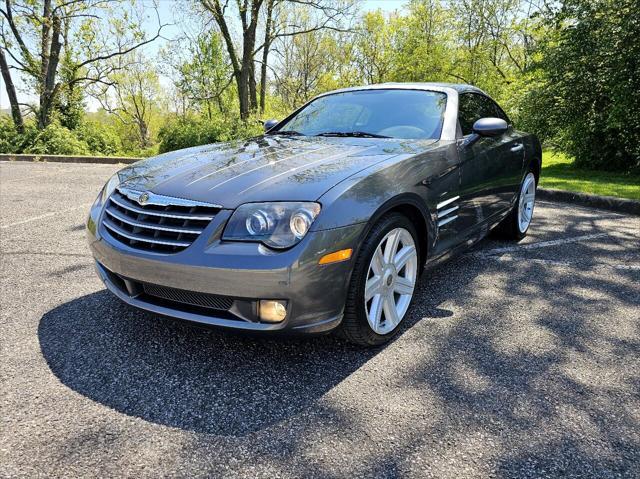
[356,193,431,273]
[530,156,541,185]
[528,136,543,185]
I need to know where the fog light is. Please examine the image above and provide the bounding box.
[259,300,287,323]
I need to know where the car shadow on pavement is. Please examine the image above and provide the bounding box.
[36,217,639,474]
[38,290,384,436]
[35,251,479,440]
[372,240,640,477]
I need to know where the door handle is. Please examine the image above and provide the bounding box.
[510,143,524,152]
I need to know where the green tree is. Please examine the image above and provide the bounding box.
[0,0,165,130]
[352,10,397,84]
[198,0,353,118]
[525,0,639,171]
[93,53,162,148]
[391,0,452,83]
[272,20,337,109]
[169,31,232,119]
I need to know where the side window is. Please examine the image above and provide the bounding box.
[458,93,510,136]
[458,94,486,136]
[485,98,510,123]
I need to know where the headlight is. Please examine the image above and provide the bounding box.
[100,173,121,203]
[223,202,321,249]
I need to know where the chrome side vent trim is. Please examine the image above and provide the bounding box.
[437,215,458,228]
[437,195,460,210]
[437,195,460,229]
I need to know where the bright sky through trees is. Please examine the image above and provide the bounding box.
[2,0,637,173]
[0,0,407,110]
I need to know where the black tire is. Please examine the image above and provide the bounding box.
[340,213,420,347]
[493,170,537,241]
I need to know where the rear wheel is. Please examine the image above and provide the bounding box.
[341,213,419,346]
[494,171,537,240]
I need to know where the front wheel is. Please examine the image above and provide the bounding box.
[341,213,420,347]
[494,171,537,241]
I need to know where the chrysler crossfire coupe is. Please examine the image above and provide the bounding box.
[87,83,541,346]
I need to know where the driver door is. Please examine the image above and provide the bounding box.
[456,93,524,236]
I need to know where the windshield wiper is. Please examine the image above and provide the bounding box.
[268,130,304,136]
[315,131,390,139]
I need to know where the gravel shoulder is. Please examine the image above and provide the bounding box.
[1,161,639,478]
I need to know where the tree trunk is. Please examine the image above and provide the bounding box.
[204,0,245,117]
[259,40,270,113]
[259,0,275,114]
[249,60,258,112]
[138,119,150,148]
[202,0,263,120]
[239,23,258,119]
[37,15,62,129]
[40,0,53,91]
[238,68,250,119]
[0,48,24,133]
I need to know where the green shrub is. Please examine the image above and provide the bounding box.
[0,119,93,155]
[0,116,22,153]
[22,122,91,156]
[0,118,128,156]
[121,144,158,158]
[77,120,122,156]
[158,115,262,153]
[518,0,640,172]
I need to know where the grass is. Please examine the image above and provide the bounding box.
[540,150,640,200]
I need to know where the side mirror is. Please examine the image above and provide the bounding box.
[263,119,279,132]
[472,117,508,137]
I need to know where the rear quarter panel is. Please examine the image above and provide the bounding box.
[522,132,542,179]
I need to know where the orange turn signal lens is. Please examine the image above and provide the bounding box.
[318,248,353,265]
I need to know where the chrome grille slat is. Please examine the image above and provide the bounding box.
[109,195,215,221]
[437,195,460,210]
[103,218,192,247]
[101,190,220,253]
[104,207,204,234]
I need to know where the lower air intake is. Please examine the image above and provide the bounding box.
[143,283,234,311]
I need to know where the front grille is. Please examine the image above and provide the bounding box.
[102,189,220,253]
[143,283,234,311]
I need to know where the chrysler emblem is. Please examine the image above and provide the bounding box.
[138,192,150,205]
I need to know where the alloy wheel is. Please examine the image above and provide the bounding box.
[364,227,418,335]
[517,172,536,233]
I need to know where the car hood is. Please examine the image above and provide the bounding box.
[116,136,438,208]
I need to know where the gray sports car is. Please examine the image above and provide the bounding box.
[87,83,541,346]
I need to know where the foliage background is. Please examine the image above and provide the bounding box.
[1,0,638,174]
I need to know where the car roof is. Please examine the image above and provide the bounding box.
[383,82,487,94]
[321,82,488,97]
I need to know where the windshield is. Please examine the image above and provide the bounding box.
[276,89,447,140]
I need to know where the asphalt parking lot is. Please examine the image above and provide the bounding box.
[1,160,639,478]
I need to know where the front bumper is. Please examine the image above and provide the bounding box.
[88,202,365,333]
